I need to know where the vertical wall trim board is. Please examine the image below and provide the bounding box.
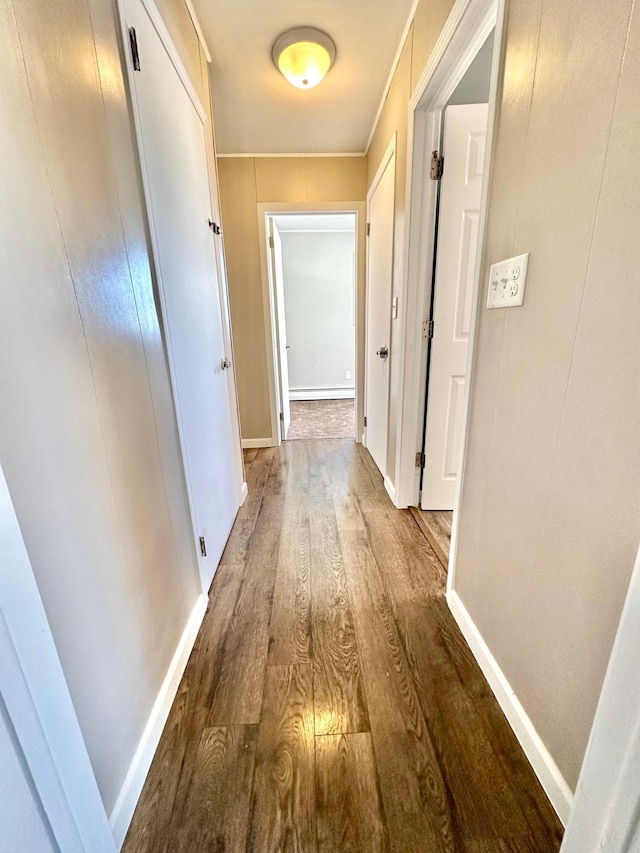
[365,0,422,152]
[183,0,211,62]
[109,593,207,849]
[447,589,573,824]
[256,201,367,446]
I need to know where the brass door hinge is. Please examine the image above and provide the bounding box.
[430,150,444,180]
[423,319,434,339]
[415,451,425,468]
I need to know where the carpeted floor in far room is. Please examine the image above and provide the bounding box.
[286,399,355,440]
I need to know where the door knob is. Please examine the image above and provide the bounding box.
[221,358,232,369]
[376,346,389,359]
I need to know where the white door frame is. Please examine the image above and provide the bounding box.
[364,133,396,486]
[257,201,367,445]
[267,219,291,441]
[202,81,247,506]
[392,0,505,573]
[560,543,640,851]
[0,462,115,852]
[116,0,245,592]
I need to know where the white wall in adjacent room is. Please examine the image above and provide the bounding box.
[278,224,356,398]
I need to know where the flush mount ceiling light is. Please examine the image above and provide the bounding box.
[272,27,336,90]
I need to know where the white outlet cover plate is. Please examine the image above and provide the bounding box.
[487,253,529,309]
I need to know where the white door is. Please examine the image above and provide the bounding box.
[422,104,488,510]
[269,220,290,439]
[123,0,239,589]
[365,147,396,476]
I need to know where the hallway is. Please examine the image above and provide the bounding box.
[123,440,563,852]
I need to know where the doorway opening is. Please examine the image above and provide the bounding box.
[364,135,396,487]
[258,203,366,446]
[270,213,356,440]
[412,28,495,560]
[392,0,503,584]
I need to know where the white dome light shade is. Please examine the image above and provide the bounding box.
[272,28,336,89]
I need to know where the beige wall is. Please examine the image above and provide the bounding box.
[0,0,213,815]
[454,0,640,788]
[366,0,640,793]
[218,156,366,440]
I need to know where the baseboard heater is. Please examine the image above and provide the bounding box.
[289,387,355,401]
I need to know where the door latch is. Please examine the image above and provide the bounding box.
[376,346,389,359]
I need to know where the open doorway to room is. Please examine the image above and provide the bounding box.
[262,210,360,442]
[393,0,502,579]
[412,29,495,562]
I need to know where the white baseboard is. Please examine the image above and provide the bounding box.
[446,589,573,825]
[240,481,248,504]
[289,387,355,401]
[384,475,396,504]
[241,437,274,449]
[109,593,208,849]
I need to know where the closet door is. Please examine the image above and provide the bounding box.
[123,0,240,589]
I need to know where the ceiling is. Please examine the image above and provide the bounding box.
[273,213,356,232]
[192,0,414,155]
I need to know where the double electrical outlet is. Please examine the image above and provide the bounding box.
[487,253,529,309]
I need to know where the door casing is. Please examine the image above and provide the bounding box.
[392,0,504,561]
[268,219,291,440]
[364,134,396,485]
[0,462,115,853]
[257,201,367,447]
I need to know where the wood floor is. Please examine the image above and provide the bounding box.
[123,440,563,853]
[409,507,453,570]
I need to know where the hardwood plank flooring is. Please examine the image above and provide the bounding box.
[174,725,257,852]
[268,495,311,666]
[122,440,563,853]
[247,664,316,852]
[409,506,453,570]
[340,529,455,852]
[122,563,245,853]
[310,496,369,735]
[206,495,284,726]
[315,732,388,852]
